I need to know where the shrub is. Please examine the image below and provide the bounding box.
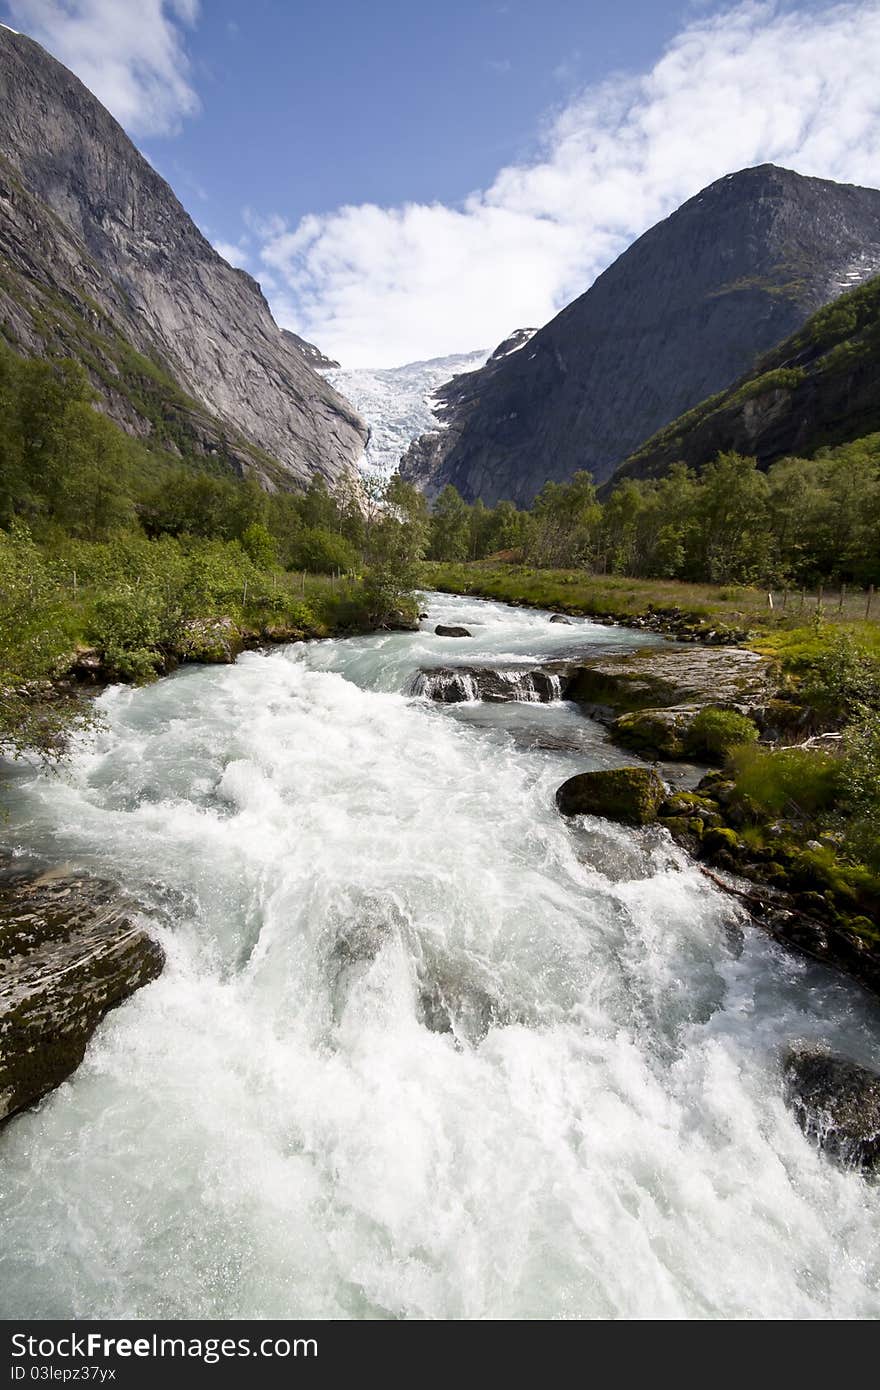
[841,709,880,869]
[288,526,357,575]
[799,632,880,720]
[685,707,758,761]
[729,744,840,819]
[88,588,171,682]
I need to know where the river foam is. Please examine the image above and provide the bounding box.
[1,595,879,1318]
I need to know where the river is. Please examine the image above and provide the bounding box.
[1,593,879,1319]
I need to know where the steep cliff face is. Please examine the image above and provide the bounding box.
[610,273,880,485]
[0,26,366,489]
[401,166,880,506]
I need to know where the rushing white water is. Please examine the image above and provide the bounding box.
[1,594,880,1319]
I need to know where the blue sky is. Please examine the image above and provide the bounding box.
[140,1,686,230]
[5,2,880,365]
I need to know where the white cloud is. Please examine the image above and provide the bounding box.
[255,0,880,367]
[5,0,200,135]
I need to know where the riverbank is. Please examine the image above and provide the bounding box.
[425,560,879,645]
[425,563,880,994]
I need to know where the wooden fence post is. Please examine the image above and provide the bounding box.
[867,585,875,620]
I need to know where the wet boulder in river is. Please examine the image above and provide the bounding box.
[783,1046,880,1174]
[0,866,164,1122]
[556,767,665,825]
[435,625,472,637]
[549,614,573,625]
[411,666,562,703]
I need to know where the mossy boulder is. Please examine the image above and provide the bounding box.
[761,697,809,737]
[660,792,721,822]
[556,767,665,825]
[612,708,689,758]
[174,616,243,664]
[701,826,744,856]
[563,646,771,713]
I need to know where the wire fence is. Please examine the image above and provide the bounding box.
[765,583,876,622]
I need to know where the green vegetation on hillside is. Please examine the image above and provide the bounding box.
[617,272,880,479]
[0,341,426,764]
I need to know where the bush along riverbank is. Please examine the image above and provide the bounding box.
[555,624,880,997]
[1,486,428,766]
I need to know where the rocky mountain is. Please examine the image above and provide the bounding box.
[324,347,492,476]
[0,25,366,490]
[401,166,880,507]
[611,271,880,485]
[282,329,340,372]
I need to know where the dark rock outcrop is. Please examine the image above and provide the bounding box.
[410,666,563,704]
[556,767,666,824]
[401,165,880,504]
[173,617,244,665]
[0,865,164,1121]
[0,27,366,489]
[434,625,472,638]
[783,1047,880,1174]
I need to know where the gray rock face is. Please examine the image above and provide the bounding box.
[0,27,366,489]
[282,329,340,371]
[562,645,772,713]
[0,864,164,1121]
[401,165,880,505]
[614,272,880,485]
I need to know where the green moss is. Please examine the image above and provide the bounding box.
[556,766,665,825]
[702,826,743,855]
[613,710,686,757]
[659,814,704,840]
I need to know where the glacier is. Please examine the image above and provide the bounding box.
[324,349,490,477]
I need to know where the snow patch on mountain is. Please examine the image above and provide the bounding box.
[324,349,490,476]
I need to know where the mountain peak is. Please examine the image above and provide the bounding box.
[401,165,880,506]
[0,23,366,489]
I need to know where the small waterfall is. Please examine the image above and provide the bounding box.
[496,669,563,703]
[409,669,481,703]
[409,667,563,704]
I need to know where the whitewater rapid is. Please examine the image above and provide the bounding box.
[1,594,879,1319]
